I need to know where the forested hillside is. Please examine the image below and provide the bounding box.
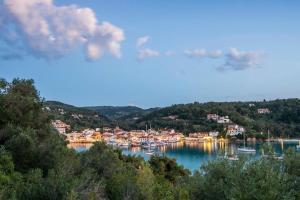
[84,105,146,120]
[46,99,300,137]
[132,100,300,137]
[44,101,113,131]
[0,78,299,200]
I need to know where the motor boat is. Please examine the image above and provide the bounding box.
[238,132,256,153]
[238,147,256,153]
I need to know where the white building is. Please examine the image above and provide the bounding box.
[207,114,219,121]
[226,124,245,136]
[51,120,70,134]
[209,131,219,137]
[217,116,230,124]
[257,108,271,114]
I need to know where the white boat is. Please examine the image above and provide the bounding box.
[150,142,157,147]
[238,132,256,153]
[296,145,300,151]
[157,141,167,146]
[238,147,256,153]
[118,141,130,147]
[145,150,154,155]
[226,155,239,161]
[141,142,150,149]
[224,151,239,161]
[142,142,157,149]
[107,139,117,146]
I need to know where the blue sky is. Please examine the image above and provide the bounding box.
[1,0,300,108]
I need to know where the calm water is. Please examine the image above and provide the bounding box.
[69,141,299,171]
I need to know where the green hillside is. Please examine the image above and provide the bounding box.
[131,99,300,138]
[44,101,113,131]
[1,78,299,199]
[45,99,300,138]
[84,105,146,120]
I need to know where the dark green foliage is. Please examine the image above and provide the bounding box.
[45,101,113,131]
[132,100,300,137]
[0,78,299,200]
[47,99,300,137]
[149,156,190,183]
[84,105,145,120]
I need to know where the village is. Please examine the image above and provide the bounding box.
[50,106,275,149]
[51,111,260,148]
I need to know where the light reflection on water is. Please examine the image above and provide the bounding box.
[68,141,299,171]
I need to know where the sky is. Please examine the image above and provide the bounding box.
[0,0,300,108]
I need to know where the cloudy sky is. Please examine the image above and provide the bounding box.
[1,0,300,108]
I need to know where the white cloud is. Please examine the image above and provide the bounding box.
[209,50,223,58]
[219,48,265,71]
[184,49,223,59]
[0,0,125,60]
[136,36,150,48]
[138,48,159,60]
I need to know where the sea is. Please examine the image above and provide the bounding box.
[68,141,299,171]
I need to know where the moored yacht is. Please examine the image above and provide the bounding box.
[226,154,239,161]
[238,132,256,153]
[145,149,154,155]
[237,147,256,153]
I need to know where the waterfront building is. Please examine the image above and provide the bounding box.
[257,108,271,114]
[207,114,219,121]
[51,120,70,134]
[209,131,219,137]
[227,124,245,136]
[207,114,231,123]
[217,116,230,123]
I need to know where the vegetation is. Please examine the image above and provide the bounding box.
[44,101,113,131]
[84,105,147,120]
[48,99,300,138]
[0,78,299,199]
[132,100,300,137]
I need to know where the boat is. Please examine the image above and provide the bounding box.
[226,155,239,161]
[118,141,130,147]
[274,155,284,160]
[238,147,256,153]
[141,142,150,149]
[145,150,154,155]
[107,139,117,146]
[157,141,167,146]
[224,151,239,161]
[296,145,300,151]
[238,132,256,153]
[141,141,157,149]
[149,141,157,147]
[131,142,140,147]
[224,143,239,161]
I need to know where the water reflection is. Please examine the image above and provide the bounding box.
[67,143,93,152]
[68,141,299,171]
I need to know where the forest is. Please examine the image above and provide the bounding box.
[0,78,299,200]
[47,98,300,138]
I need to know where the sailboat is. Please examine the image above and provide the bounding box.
[262,130,283,159]
[145,149,154,155]
[237,131,256,153]
[224,134,239,160]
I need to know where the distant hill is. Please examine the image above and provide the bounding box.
[84,106,146,120]
[45,99,300,137]
[44,101,159,131]
[83,105,160,130]
[44,101,113,131]
[131,99,300,138]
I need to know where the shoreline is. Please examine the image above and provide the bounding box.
[67,138,300,145]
